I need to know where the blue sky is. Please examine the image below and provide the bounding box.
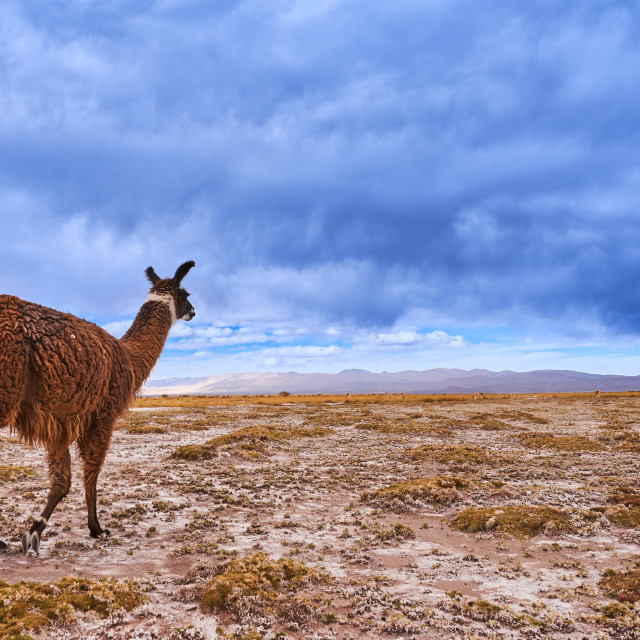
[2,1,640,379]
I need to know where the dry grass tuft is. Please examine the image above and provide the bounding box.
[450,505,574,538]
[599,566,640,603]
[515,432,604,452]
[117,410,219,434]
[456,413,513,430]
[440,592,555,632]
[614,440,640,454]
[608,486,640,509]
[494,410,549,425]
[362,476,469,510]
[206,425,333,449]
[125,424,168,434]
[0,577,145,639]
[407,444,494,467]
[354,418,438,434]
[172,444,215,461]
[134,391,640,409]
[170,425,332,461]
[189,553,330,627]
[605,507,640,529]
[0,465,36,482]
[374,523,416,542]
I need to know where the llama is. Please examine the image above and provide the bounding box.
[0,261,195,554]
[595,390,601,402]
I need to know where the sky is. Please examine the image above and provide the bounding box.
[2,0,640,380]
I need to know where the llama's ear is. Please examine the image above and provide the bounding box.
[173,260,195,284]
[145,266,161,284]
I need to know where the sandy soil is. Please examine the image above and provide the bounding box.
[2,394,640,639]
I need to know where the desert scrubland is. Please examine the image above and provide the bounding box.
[2,393,640,639]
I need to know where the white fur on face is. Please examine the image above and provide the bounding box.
[144,292,177,324]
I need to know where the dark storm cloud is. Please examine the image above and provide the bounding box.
[1,0,640,336]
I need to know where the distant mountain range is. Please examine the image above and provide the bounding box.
[141,368,640,396]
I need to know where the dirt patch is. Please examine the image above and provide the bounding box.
[2,394,640,638]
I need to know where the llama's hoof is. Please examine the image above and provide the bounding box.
[90,528,111,539]
[21,531,40,556]
[0,540,8,551]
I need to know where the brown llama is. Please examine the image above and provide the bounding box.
[0,261,195,554]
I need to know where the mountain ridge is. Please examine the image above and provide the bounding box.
[141,368,640,396]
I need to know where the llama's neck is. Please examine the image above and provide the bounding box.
[119,296,174,392]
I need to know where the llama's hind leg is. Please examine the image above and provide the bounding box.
[78,422,113,538]
[22,447,71,555]
[0,332,28,550]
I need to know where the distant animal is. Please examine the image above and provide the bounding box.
[0,261,195,554]
[473,392,486,401]
[595,390,601,402]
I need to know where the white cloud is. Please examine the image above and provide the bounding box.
[259,345,342,358]
[101,320,131,338]
[374,329,467,348]
[3,1,640,382]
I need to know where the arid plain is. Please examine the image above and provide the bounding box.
[2,393,640,639]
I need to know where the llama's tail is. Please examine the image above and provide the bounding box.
[0,321,28,429]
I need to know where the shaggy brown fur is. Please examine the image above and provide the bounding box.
[0,261,195,553]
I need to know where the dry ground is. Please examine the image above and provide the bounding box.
[3,393,640,639]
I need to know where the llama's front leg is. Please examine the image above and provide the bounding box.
[78,427,112,538]
[22,447,71,555]
[82,464,110,538]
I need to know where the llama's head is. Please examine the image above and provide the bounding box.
[144,261,196,322]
